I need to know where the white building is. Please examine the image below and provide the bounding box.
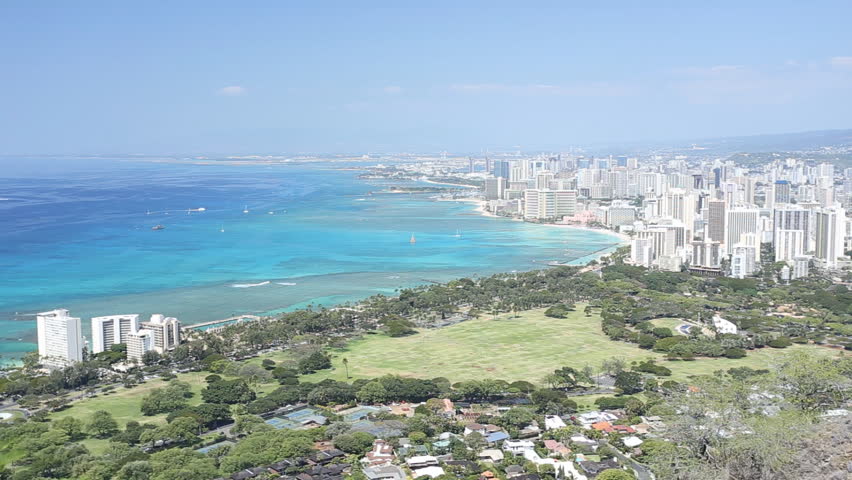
[730,245,757,279]
[91,314,140,354]
[726,208,760,254]
[484,177,506,200]
[712,315,738,334]
[126,329,154,363]
[815,206,847,268]
[774,229,805,263]
[140,314,181,353]
[36,309,83,368]
[523,189,576,220]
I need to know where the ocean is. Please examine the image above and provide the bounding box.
[0,157,621,362]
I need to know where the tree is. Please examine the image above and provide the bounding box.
[232,414,273,435]
[342,357,350,379]
[298,351,332,374]
[596,469,634,480]
[773,350,850,412]
[201,379,256,404]
[53,416,85,440]
[601,357,626,376]
[614,371,644,395]
[148,448,218,480]
[140,381,193,415]
[115,460,153,480]
[333,431,375,454]
[357,381,388,404]
[87,410,119,438]
[500,407,537,429]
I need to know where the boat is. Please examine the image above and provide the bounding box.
[454,229,462,238]
[152,224,165,231]
[268,211,274,215]
[409,233,416,244]
[220,225,225,233]
[243,205,249,214]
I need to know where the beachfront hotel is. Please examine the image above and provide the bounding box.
[125,314,181,363]
[91,314,140,354]
[36,309,83,368]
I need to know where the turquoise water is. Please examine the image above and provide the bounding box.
[0,158,621,361]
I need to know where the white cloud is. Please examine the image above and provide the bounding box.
[218,85,247,96]
[830,56,852,68]
[383,85,403,94]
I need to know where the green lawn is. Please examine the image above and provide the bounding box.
[47,305,842,427]
[49,369,282,429]
[303,305,839,384]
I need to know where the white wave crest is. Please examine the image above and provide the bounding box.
[231,281,270,288]
[276,282,297,286]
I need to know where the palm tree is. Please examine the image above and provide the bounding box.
[342,357,350,379]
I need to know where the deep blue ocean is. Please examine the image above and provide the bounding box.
[0,158,621,362]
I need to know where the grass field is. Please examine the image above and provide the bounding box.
[49,371,281,428]
[48,305,841,426]
[303,305,839,384]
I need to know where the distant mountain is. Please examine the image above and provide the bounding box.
[691,129,852,153]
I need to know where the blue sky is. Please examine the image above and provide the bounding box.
[1,1,851,154]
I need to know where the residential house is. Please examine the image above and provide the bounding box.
[478,449,505,462]
[544,415,567,431]
[502,440,535,455]
[362,439,395,466]
[363,465,406,480]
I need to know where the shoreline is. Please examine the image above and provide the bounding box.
[421,178,479,189]
[462,197,631,245]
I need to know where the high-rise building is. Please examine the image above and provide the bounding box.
[523,190,576,220]
[535,171,555,190]
[814,207,847,268]
[91,314,140,354]
[484,177,506,200]
[664,189,697,241]
[730,245,757,279]
[774,207,812,252]
[772,180,791,206]
[126,329,154,363]
[775,229,805,263]
[140,314,181,353]
[37,309,83,368]
[493,160,510,179]
[707,200,726,242]
[725,208,760,252]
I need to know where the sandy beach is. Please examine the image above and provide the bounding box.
[453,197,631,245]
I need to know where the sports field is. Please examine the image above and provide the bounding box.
[303,305,838,383]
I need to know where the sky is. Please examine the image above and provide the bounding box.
[1,1,852,154]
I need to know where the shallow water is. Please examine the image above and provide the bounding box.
[0,158,620,361]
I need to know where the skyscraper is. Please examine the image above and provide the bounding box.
[37,309,83,368]
[814,207,847,268]
[91,314,140,354]
[775,229,805,263]
[774,207,812,252]
[492,160,510,179]
[725,208,761,257]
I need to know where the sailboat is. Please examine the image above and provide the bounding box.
[454,229,462,238]
[220,225,225,233]
[409,233,417,244]
[243,205,249,214]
